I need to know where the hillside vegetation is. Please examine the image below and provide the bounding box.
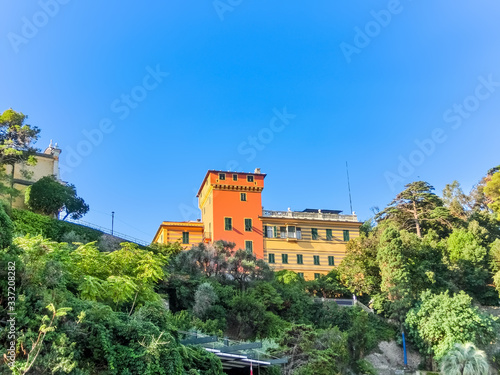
[0,165,500,374]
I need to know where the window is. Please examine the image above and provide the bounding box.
[297,254,303,264]
[312,228,318,240]
[326,229,333,241]
[240,193,247,201]
[280,227,287,238]
[343,230,350,242]
[245,241,253,252]
[298,272,304,279]
[233,174,238,181]
[247,175,254,182]
[288,226,296,238]
[224,217,232,231]
[328,256,335,266]
[268,253,275,263]
[182,232,189,244]
[313,255,320,265]
[245,218,253,232]
[282,254,288,264]
[296,227,302,239]
[314,273,321,280]
[219,173,226,180]
[265,225,276,238]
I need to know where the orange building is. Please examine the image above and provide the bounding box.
[152,168,361,280]
[197,169,266,259]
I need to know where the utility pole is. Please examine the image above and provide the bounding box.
[111,211,115,236]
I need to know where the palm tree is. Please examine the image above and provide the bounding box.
[440,343,490,375]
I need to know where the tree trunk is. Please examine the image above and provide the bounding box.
[412,200,422,237]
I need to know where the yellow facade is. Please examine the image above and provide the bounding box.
[261,210,361,280]
[152,221,204,249]
[2,142,62,209]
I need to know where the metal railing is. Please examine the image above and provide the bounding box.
[64,218,150,246]
[263,210,359,222]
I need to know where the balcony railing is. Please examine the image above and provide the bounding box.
[263,210,358,222]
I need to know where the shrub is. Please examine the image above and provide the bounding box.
[0,202,13,248]
[11,209,101,243]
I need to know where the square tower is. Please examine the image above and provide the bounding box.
[197,169,265,258]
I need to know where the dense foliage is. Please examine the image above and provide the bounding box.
[25,176,89,220]
[2,162,500,374]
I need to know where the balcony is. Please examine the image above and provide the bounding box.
[262,210,358,222]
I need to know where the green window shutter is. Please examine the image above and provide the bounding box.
[328,256,335,266]
[297,254,303,264]
[225,218,232,231]
[274,226,278,238]
[268,253,275,263]
[312,228,318,240]
[313,255,320,265]
[245,241,253,252]
[182,232,189,244]
[264,225,268,238]
[282,254,288,264]
[326,229,333,241]
[343,230,350,242]
[245,219,252,231]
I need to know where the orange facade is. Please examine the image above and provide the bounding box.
[197,170,265,258]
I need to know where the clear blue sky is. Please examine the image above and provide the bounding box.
[2,1,499,243]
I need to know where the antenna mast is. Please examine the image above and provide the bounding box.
[346,161,353,214]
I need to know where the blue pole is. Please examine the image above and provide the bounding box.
[402,331,408,367]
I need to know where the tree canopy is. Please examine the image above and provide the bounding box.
[25,175,89,219]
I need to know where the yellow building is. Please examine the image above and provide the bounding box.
[2,141,62,209]
[261,209,361,280]
[153,221,204,249]
[153,169,362,280]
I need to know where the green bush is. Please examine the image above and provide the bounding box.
[0,203,13,248]
[11,209,102,243]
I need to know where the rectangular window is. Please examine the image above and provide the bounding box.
[328,256,335,266]
[280,227,287,239]
[224,217,232,231]
[297,254,303,264]
[313,255,320,265]
[247,175,254,182]
[288,226,296,238]
[219,173,226,180]
[268,253,275,263]
[245,218,253,232]
[298,272,304,279]
[343,230,350,242]
[326,229,333,241]
[312,228,318,240]
[297,227,302,240]
[266,226,274,238]
[240,193,247,201]
[245,241,253,252]
[182,232,189,244]
[314,273,321,280]
[233,174,238,181]
[282,254,288,264]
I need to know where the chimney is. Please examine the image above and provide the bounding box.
[254,168,261,174]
